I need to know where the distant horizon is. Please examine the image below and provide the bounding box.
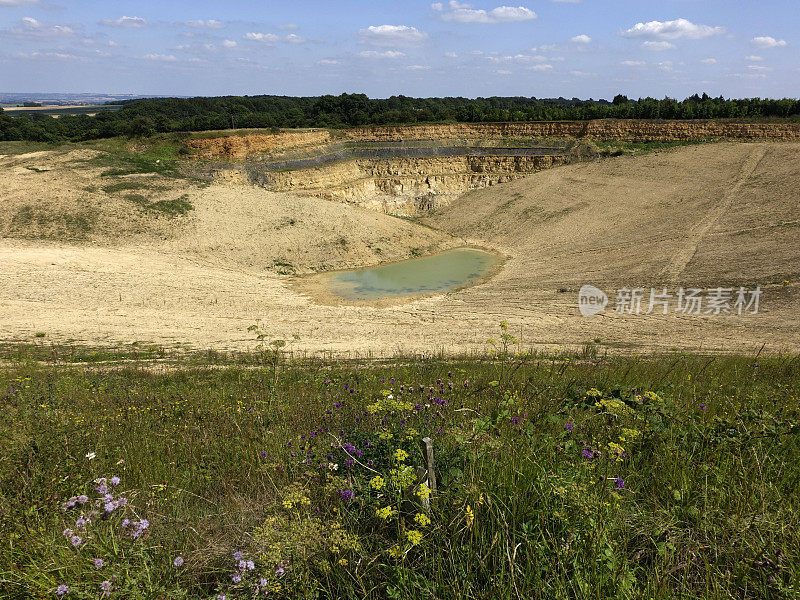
[1,1,796,99]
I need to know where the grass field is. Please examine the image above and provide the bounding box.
[1,338,798,599]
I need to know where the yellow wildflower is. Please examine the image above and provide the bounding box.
[414,512,431,527]
[375,506,394,520]
[465,505,474,527]
[370,475,386,491]
[406,530,423,546]
[394,449,409,463]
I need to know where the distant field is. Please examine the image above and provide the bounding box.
[1,104,123,117]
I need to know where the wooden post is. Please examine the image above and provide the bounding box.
[421,436,436,495]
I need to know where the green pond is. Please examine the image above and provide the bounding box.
[328,248,500,300]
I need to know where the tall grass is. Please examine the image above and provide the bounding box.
[1,349,798,599]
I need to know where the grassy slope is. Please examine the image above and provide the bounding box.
[1,347,798,599]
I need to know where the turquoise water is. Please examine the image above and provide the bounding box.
[328,248,499,300]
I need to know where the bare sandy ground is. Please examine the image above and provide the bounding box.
[1,142,798,356]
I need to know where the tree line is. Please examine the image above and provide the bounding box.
[2,93,800,143]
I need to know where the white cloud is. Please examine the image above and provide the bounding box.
[317,59,339,65]
[245,32,306,44]
[700,58,717,65]
[569,70,596,77]
[746,64,771,71]
[431,1,536,24]
[9,16,78,38]
[621,18,724,41]
[0,0,39,5]
[358,24,427,47]
[528,63,553,71]
[359,49,406,59]
[222,39,237,48]
[745,55,763,61]
[487,53,548,63]
[444,51,458,58]
[144,53,177,61]
[14,51,81,60]
[101,16,147,28]
[658,61,675,72]
[183,20,225,29]
[751,36,787,48]
[245,32,279,43]
[620,60,645,67]
[570,34,591,44]
[496,69,511,74]
[641,41,676,51]
[405,64,432,70]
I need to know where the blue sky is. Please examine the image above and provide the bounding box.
[0,0,796,99]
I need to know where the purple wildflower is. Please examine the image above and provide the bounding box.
[77,495,89,504]
[700,404,708,411]
[110,476,120,487]
[62,528,74,539]
[70,535,84,547]
[565,422,575,432]
[56,584,69,596]
[582,447,595,459]
[94,558,104,568]
[233,550,243,561]
[615,477,625,489]
[275,567,285,577]
[173,556,184,567]
[100,581,112,596]
[247,560,255,571]
[338,489,356,501]
[231,573,242,584]
[259,578,268,587]
[75,517,87,530]
[260,451,268,459]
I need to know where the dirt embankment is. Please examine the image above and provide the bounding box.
[343,120,800,142]
[185,129,332,160]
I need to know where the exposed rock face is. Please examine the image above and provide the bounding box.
[237,154,569,215]
[191,119,800,216]
[343,120,800,142]
[185,129,331,160]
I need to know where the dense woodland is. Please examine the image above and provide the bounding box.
[2,93,800,142]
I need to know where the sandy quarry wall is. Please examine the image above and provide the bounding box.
[250,155,567,192]
[343,120,800,142]
[236,154,569,215]
[186,129,332,160]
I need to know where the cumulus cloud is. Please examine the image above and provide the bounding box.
[620,60,645,67]
[244,32,306,44]
[431,1,536,23]
[751,36,787,48]
[359,49,406,59]
[183,20,225,29]
[101,16,147,28]
[641,41,676,51]
[317,59,339,65]
[7,16,78,38]
[745,55,763,61]
[570,34,591,44]
[528,63,553,71]
[0,0,39,5]
[358,24,427,47]
[405,64,432,70]
[143,53,177,61]
[621,18,724,41]
[700,58,717,65]
[14,51,81,60]
[487,53,548,63]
